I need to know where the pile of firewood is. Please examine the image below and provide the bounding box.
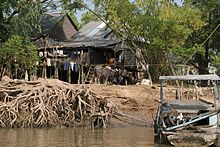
[0,76,115,128]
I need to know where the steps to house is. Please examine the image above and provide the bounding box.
[85,65,95,84]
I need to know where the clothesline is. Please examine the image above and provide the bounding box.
[43,57,196,69]
[64,61,79,72]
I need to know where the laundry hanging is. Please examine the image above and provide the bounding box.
[47,58,51,66]
[39,52,43,57]
[74,63,78,72]
[70,61,74,71]
[64,61,70,70]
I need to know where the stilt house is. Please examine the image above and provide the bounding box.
[36,14,139,84]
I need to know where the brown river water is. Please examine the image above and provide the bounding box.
[2,127,220,147]
[0,127,174,147]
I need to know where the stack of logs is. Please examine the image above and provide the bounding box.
[0,76,115,128]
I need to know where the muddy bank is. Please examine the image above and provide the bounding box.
[1,77,212,128]
[87,84,160,126]
[87,84,215,127]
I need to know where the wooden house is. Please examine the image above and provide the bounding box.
[59,21,120,65]
[36,16,140,84]
[35,13,78,82]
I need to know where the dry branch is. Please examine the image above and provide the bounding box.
[0,77,115,128]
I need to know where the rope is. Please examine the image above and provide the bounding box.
[113,111,148,124]
[184,23,220,65]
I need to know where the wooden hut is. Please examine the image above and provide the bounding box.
[36,16,140,84]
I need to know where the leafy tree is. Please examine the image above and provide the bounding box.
[0,0,57,78]
[152,1,204,77]
[0,1,42,78]
[186,0,220,75]
[0,0,84,79]
[0,0,46,41]
[81,11,99,26]
[74,0,204,80]
[0,35,38,78]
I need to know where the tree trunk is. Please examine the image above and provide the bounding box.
[53,58,59,79]
[197,44,209,75]
[78,65,81,84]
[136,47,152,85]
[196,43,209,86]
[166,51,179,86]
[68,68,71,83]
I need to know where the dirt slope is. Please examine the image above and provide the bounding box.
[85,84,215,126]
[88,84,159,110]
[85,84,161,125]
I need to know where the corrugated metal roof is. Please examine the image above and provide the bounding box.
[59,38,120,48]
[72,21,113,41]
[60,20,120,48]
[38,19,122,49]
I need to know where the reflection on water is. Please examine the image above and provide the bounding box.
[0,127,160,147]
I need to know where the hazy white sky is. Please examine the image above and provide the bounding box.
[175,0,184,5]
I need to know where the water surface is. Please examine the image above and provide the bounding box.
[0,127,163,147]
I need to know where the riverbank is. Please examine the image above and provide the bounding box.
[87,83,215,127]
[0,77,162,128]
[87,84,160,126]
[0,77,213,128]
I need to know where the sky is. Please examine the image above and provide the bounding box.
[75,0,93,21]
[175,0,184,5]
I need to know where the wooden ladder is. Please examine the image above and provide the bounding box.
[85,65,95,84]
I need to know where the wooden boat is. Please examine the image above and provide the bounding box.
[161,113,219,146]
[164,131,218,146]
[154,74,220,146]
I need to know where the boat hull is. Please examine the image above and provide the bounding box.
[162,131,218,146]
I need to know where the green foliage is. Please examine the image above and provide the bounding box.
[0,0,44,78]
[213,56,220,69]
[62,0,83,8]
[0,0,83,78]
[150,1,204,61]
[90,0,205,70]
[68,10,82,29]
[9,1,43,38]
[184,0,220,74]
[0,0,17,41]
[0,0,219,79]
[0,35,38,76]
[0,0,45,41]
[81,11,99,26]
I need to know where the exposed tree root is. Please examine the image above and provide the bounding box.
[0,77,115,128]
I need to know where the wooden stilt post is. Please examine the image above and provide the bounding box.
[68,68,71,83]
[42,60,47,78]
[78,64,80,84]
[81,64,84,84]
